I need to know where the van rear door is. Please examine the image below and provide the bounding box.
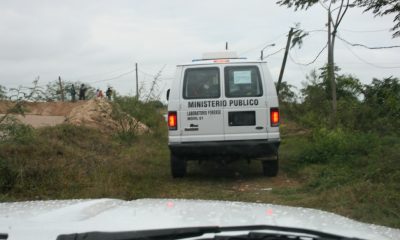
[180,66,225,142]
[223,65,268,140]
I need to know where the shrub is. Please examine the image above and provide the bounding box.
[298,128,378,164]
[0,157,16,193]
[0,123,35,144]
[358,77,400,134]
[113,96,167,139]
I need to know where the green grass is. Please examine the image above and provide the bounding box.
[0,120,399,229]
[275,131,400,228]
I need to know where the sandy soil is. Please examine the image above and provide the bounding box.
[0,114,66,128]
[0,100,86,116]
[0,99,149,133]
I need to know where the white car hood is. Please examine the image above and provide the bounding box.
[0,198,399,240]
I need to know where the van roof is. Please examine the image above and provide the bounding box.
[177,58,267,67]
[177,51,267,67]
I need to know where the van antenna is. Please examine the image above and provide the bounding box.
[225,42,228,50]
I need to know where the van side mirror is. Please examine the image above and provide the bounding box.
[166,89,170,101]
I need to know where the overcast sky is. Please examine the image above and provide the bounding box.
[1,0,399,100]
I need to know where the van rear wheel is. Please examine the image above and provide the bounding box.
[171,153,186,178]
[262,155,279,177]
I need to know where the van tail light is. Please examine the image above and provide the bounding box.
[168,111,178,130]
[270,108,280,127]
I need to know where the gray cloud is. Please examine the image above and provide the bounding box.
[0,0,399,97]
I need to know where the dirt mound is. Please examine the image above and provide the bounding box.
[66,99,149,134]
[0,100,85,116]
[0,100,149,134]
[0,101,13,114]
[25,101,86,116]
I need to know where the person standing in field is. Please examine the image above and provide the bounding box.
[106,87,112,101]
[98,89,104,98]
[79,84,87,100]
[70,84,76,102]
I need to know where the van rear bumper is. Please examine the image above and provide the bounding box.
[169,139,280,159]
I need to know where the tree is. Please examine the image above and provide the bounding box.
[318,64,362,100]
[8,78,46,101]
[276,81,299,122]
[298,69,332,127]
[45,80,64,101]
[315,65,363,100]
[277,81,297,103]
[277,0,356,127]
[1,80,46,131]
[354,0,400,38]
[297,67,363,128]
[361,77,400,133]
[44,80,96,101]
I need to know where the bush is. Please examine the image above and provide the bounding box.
[357,77,400,134]
[0,122,35,144]
[113,96,167,139]
[0,157,15,193]
[298,128,378,164]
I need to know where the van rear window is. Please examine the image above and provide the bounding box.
[183,67,220,99]
[225,66,263,98]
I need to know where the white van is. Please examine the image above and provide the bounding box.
[167,52,280,178]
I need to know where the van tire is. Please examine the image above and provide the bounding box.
[171,153,186,178]
[262,155,279,177]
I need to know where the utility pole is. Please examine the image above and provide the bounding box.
[327,9,337,128]
[225,42,228,50]
[135,63,139,100]
[277,28,294,96]
[58,76,65,102]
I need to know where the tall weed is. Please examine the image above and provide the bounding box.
[113,96,166,141]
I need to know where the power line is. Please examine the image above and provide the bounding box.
[340,42,400,69]
[239,32,288,55]
[71,66,132,82]
[340,28,392,33]
[139,69,156,78]
[35,70,133,87]
[288,43,328,66]
[291,49,308,77]
[307,29,327,33]
[337,35,400,49]
[139,70,173,81]
[88,70,135,83]
[263,47,285,59]
[256,29,323,47]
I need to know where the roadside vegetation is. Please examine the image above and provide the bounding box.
[277,69,400,228]
[0,69,399,228]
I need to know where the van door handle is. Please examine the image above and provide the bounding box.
[256,126,263,130]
